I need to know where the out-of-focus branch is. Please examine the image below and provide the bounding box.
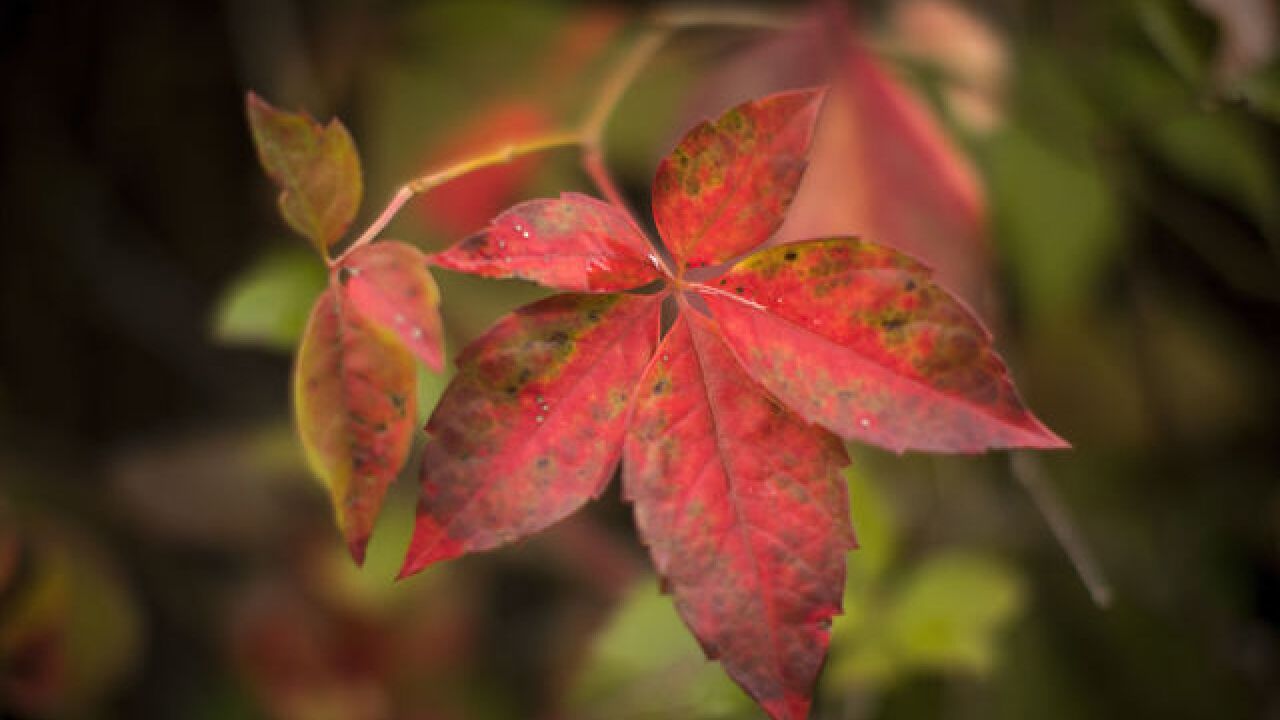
[1011,451,1113,608]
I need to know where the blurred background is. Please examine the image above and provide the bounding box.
[2,0,1279,718]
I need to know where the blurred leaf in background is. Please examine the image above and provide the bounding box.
[213,247,327,352]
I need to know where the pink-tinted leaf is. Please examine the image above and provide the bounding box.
[624,312,853,720]
[653,90,823,270]
[776,39,993,316]
[339,241,444,371]
[247,93,363,255]
[697,239,1066,453]
[295,288,416,563]
[400,293,661,577]
[432,193,661,291]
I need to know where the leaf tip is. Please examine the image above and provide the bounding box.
[346,534,370,567]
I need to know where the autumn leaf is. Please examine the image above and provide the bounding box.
[392,87,1063,720]
[653,90,823,269]
[777,31,994,317]
[247,93,363,257]
[401,293,660,576]
[431,193,661,292]
[624,312,854,720]
[294,287,418,565]
[338,241,444,371]
[697,239,1065,452]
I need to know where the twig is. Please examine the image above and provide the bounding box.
[339,7,796,265]
[1010,451,1113,608]
[340,132,581,262]
[579,27,672,146]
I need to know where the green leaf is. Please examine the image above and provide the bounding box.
[247,92,363,256]
[1148,111,1280,240]
[212,248,327,351]
[884,550,1025,674]
[986,127,1121,321]
[567,577,754,720]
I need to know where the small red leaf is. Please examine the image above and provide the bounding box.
[294,288,417,563]
[339,241,444,371]
[432,193,661,291]
[625,312,853,720]
[246,93,362,255]
[653,89,823,270]
[400,293,661,577]
[698,239,1066,453]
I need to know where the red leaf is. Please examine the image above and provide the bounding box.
[431,193,661,291]
[653,89,823,270]
[294,288,417,563]
[339,241,444,371]
[697,239,1066,453]
[400,293,661,577]
[624,312,854,720]
[776,37,993,316]
[246,93,362,256]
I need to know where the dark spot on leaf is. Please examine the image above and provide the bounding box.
[653,379,669,395]
[784,251,797,262]
[719,278,727,285]
[548,330,570,346]
[904,279,917,292]
[536,457,550,470]
[390,393,407,415]
[882,317,905,331]
[504,385,518,397]
[518,368,532,384]
[338,267,354,285]
[734,286,744,294]
[587,309,602,322]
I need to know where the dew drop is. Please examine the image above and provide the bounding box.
[859,416,872,429]
[394,313,405,325]
[521,230,531,239]
[535,415,545,423]
[662,353,670,362]
[411,327,423,340]
[498,240,507,250]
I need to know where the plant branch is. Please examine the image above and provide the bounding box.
[580,27,672,146]
[340,132,581,262]
[341,6,798,264]
[1011,451,1113,608]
